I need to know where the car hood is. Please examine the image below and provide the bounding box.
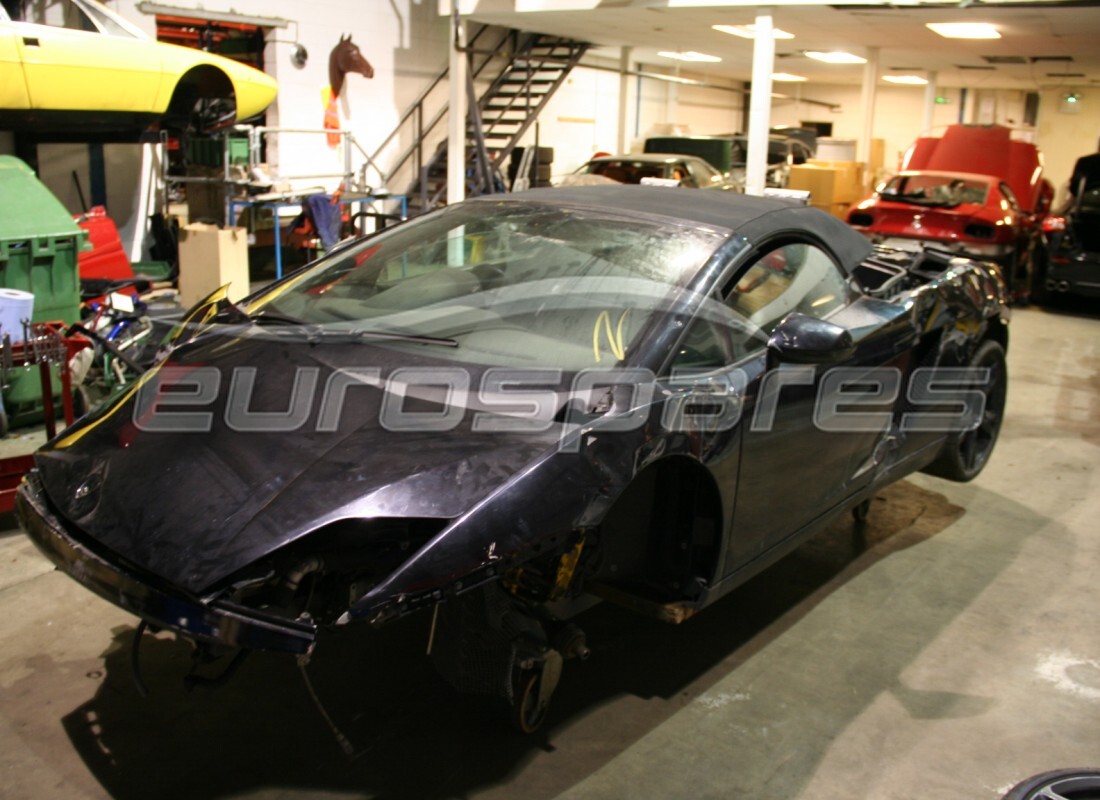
[33,330,561,595]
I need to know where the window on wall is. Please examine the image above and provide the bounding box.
[1024,93,1039,127]
[802,121,833,137]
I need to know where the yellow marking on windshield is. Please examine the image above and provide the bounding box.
[592,310,628,363]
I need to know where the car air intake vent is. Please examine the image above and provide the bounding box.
[964,223,996,240]
[849,212,874,226]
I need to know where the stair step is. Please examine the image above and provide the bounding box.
[492,89,551,97]
[498,77,558,86]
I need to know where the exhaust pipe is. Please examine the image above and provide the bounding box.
[1046,279,1058,291]
[1058,280,1070,292]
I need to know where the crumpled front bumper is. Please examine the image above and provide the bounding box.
[16,472,316,655]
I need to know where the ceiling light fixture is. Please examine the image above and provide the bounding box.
[804,51,867,64]
[883,75,929,85]
[772,72,808,82]
[515,0,600,10]
[926,22,1001,39]
[658,50,722,63]
[712,23,794,40]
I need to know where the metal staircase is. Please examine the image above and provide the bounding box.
[370,27,588,215]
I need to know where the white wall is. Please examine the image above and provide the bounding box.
[256,0,449,191]
[769,84,964,177]
[518,63,622,176]
[1035,88,1100,208]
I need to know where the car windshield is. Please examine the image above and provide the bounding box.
[582,160,675,184]
[1078,187,1100,213]
[881,175,989,208]
[8,0,146,38]
[250,201,728,370]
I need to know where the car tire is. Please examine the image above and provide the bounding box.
[1030,247,1052,306]
[1000,768,1100,800]
[922,339,1007,482]
[998,248,1025,303]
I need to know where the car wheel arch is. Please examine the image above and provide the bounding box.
[165,64,236,128]
[588,454,725,597]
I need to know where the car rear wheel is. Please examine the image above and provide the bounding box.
[922,339,1007,482]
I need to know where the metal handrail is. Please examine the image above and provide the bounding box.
[372,24,514,189]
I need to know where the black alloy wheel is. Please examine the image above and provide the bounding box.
[923,339,1007,482]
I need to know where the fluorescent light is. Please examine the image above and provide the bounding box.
[804,51,867,65]
[637,72,701,85]
[658,50,722,63]
[712,23,794,40]
[772,73,807,82]
[926,22,1000,39]
[515,0,600,9]
[884,75,929,85]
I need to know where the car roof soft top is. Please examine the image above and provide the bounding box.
[483,185,872,272]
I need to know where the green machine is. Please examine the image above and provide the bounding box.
[0,156,85,432]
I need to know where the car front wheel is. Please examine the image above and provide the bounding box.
[1000,768,1100,800]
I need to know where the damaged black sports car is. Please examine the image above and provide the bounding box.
[18,186,1008,731]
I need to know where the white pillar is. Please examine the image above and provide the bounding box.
[922,71,938,134]
[617,46,633,153]
[745,7,775,196]
[858,46,879,165]
[447,6,467,205]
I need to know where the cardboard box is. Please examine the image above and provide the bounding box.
[811,201,853,220]
[178,223,250,309]
[789,164,840,206]
[807,159,865,203]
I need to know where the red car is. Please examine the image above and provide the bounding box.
[848,125,1052,301]
[848,171,1030,263]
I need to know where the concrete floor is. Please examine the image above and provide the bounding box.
[0,302,1097,799]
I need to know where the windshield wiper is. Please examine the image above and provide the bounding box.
[343,329,459,347]
[212,304,457,346]
[210,302,306,326]
[249,308,308,326]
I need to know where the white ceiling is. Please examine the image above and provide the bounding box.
[464,1,1100,91]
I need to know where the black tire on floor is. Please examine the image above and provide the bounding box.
[922,339,1007,483]
[1000,768,1100,800]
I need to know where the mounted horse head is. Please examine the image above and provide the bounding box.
[329,34,374,99]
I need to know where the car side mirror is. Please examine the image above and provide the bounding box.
[767,313,855,364]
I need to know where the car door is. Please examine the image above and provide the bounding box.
[16,0,163,113]
[720,239,898,573]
